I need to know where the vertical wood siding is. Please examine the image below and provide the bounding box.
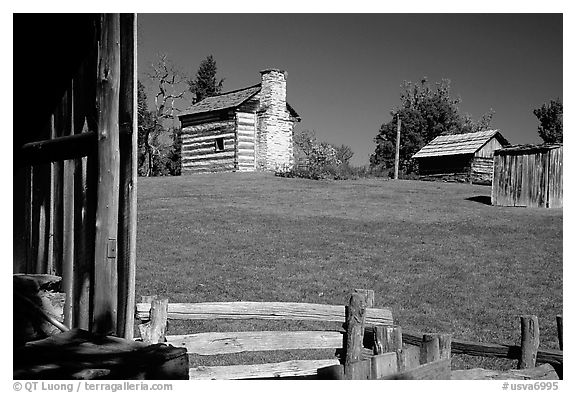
[14,15,137,336]
[492,147,562,208]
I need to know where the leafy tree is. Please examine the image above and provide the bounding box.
[533,98,563,143]
[370,78,495,175]
[187,55,224,104]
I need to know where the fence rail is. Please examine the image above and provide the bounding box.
[135,294,562,380]
[135,301,393,324]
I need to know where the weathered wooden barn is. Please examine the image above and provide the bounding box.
[178,69,301,174]
[412,130,509,184]
[492,144,563,208]
[13,14,187,379]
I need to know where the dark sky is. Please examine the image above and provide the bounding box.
[138,13,562,165]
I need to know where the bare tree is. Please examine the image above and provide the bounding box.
[141,54,188,176]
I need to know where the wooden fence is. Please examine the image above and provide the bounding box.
[136,292,562,380]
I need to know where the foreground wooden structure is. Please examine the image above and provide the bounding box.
[492,144,563,208]
[11,14,182,380]
[13,14,137,337]
[137,291,562,380]
[14,329,188,380]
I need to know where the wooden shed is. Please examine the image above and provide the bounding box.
[412,130,509,184]
[13,13,138,338]
[492,144,563,208]
[178,69,301,174]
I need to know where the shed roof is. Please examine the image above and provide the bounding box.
[179,84,301,120]
[494,143,562,155]
[412,130,508,159]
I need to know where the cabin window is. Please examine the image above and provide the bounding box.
[215,137,225,152]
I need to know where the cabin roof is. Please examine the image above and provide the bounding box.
[179,84,301,120]
[494,143,562,155]
[412,130,508,159]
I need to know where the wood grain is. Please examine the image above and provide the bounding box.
[188,359,340,380]
[92,13,121,335]
[136,301,393,325]
[381,358,451,380]
[451,363,558,380]
[167,330,343,355]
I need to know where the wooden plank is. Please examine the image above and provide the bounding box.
[402,330,562,364]
[373,325,402,355]
[167,330,343,355]
[116,13,137,340]
[420,334,441,364]
[92,13,121,335]
[181,151,236,161]
[557,315,563,350]
[18,133,97,167]
[345,359,371,380]
[189,359,340,380]
[381,358,451,380]
[451,363,559,380]
[439,333,452,360]
[344,293,367,366]
[519,315,539,369]
[370,352,398,378]
[62,159,75,328]
[139,297,168,344]
[136,302,393,325]
[181,131,235,142]
[401,345,420,371]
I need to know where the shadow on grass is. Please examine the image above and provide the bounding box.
[466,195,492,205]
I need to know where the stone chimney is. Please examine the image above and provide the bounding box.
[257,69,294,171]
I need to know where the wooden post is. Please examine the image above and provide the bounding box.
[394,114,401,180]
[353,288,374,307]
[439,333,452,360]
[518,315,540,369]
[420,334,441,365]
[117,12,138,340]
[374,325,403,371]
[344,292,367,366]
[92,13,121,335]
[556,315,563,350]
[139,296,168,344]
[347,359,372,380]
[371,352,398,379]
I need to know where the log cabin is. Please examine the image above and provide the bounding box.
[178,69,301,174]
[412,130,509,185]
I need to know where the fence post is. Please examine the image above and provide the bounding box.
[139,296,168,344]
[438,333,452,360]
[374,325,403,371]
[518,315,539,369]
[420,334,441,365]
[344,292,367,379]
[556,315,563,350]
[353,288,374,308]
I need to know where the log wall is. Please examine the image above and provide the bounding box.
[181,112,237,174]
[235,112,256,172]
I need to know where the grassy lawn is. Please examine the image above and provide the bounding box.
[135,173,562,370]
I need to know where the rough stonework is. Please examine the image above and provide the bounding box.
[178,69,300,174]
[257,69,295,171]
